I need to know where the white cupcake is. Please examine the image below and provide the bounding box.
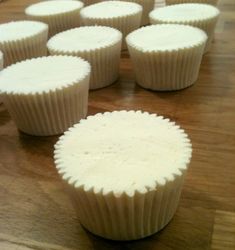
[47,26,122,90]
[166,0,219,5]
[25,0,84,37]
[0,21,48,67]
[150,3,220,52]
[119,0,155,25]
[54,110,192,240]
[80,1,142,49]
[0,56,90,136]
[126,24,207,91]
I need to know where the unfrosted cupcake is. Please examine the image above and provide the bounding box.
[150,3,220,52]
[166,0,219,5]
[80,1,142,49]
[47,26,122,90]
[0,56,90,136]
[0,21,48,67]
[126,24,207,91]
[54,110,192,240]
[25,0,84,37]
[119,0,155,25]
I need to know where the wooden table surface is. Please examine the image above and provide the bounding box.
[0,0,235,249]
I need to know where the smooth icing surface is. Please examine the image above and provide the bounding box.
[150,3,219,22]
[25,0,84,16]
[0,21,48,42]
[48,26,122,52]
[54,111,192,196]
[126,24,207,52]
[0,56,90,94]
[80,1,142,19]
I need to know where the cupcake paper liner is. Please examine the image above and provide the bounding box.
[126,24,207,91]
[80,1,142,50]
[47,26,122,90]
[119,0,155,25]
[150,4,220,52]
[25,1,84,37]
[54,110,192,240]
[0,21,48,67]
[166,0,219,6]
[0,56,91,136]
[0,51,3,70]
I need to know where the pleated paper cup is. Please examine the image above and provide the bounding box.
[54,110,192,240]
[80,1,142,49]
[47,26,122,90]
[126,24,207,91]
[166,0,219,5]
[0,56,91,136]
[0,51,3,104]
[119,0,155,25]
[150,3,220,52]
[0,21,48,67]
[0,51,3,70]
[25,0,84,37]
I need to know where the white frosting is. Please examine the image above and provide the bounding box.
[54,111,192,196]
[0,56,90,94]
[80,1,142,19]
[48,26,122,52]
[150,3,220,23]
[0,21,48,42]
[25,0,84,16]
[126,24,207,52]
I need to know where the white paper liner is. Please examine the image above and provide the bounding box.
[0,56,91,136]
[54,110,192,240]
[0,21,48,67]
[0,51,3,70]
[119,0,155,25]
[166,0,219,5]
[47,26,122,90]
[25,1,84,37]
[80,1,142,49]
[150,4,220,52]
[126,25,207,91]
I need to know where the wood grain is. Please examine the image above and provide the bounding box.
[0,0,235,249]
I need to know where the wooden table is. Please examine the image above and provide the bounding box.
[0,0,235,249]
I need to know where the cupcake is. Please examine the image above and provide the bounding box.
[166,0,219,5]
[54,110,192,240]
[119,0,155,25]
[0,56,90,136]
[47,26,122,90]
[0,51,3,70]
[25,0,84,37]
[126,24,207,91]
[0,51,3,104]
[80,1,142,49]
[150,3,220,52]
[0,21,48,67]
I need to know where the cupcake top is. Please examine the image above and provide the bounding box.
[0,56,90,94]
[54,111,192,196]
[0,21,48,42]
[80,1,142,19]
[126,24,207,52]
[25,0,84,16]
[150,3,220,23]
[47,26,122,53]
